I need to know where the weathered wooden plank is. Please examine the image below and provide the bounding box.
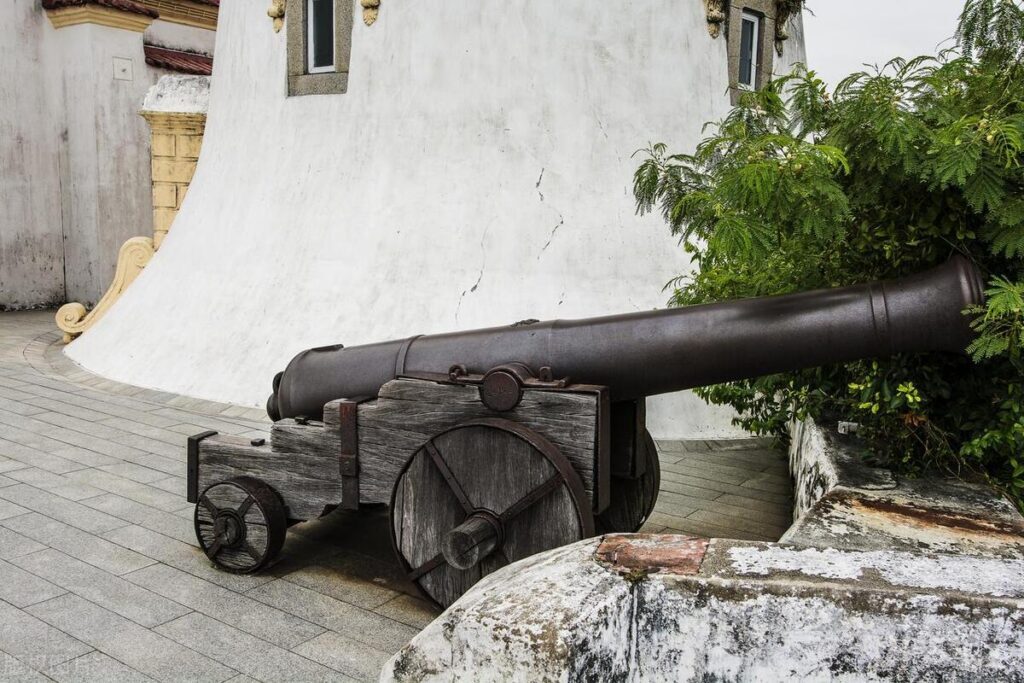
[357,379,603,508]
[197,433,342,521]
[271,419,338,457]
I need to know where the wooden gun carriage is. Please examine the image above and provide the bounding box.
[187,257,983,607]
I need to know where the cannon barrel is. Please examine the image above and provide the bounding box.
[268,257,984,421]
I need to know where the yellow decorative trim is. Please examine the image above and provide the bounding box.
[137,0,218,30]
[140,111,207,135]
[267,0,285,32]
[45,5,155,31]
[57,237,155,343]
[361,0,379,26]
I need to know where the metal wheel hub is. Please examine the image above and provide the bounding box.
[213,510,246,548]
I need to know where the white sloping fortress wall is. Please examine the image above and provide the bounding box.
[68,1,806,438]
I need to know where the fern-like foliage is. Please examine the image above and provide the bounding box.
[635,0,1024,509]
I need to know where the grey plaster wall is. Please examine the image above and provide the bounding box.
[1,0,65,309]
[57,23,160,306]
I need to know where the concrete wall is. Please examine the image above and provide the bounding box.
[58,22,160,306]
[68,2,806,438]
[0,0,65,309]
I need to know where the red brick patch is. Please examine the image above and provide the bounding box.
[595,534,709,577]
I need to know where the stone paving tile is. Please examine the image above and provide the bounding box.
[0,650,51,682]
[279,552,403,611]
[96,462,168,485]
[20,396,119,424]
[64,470,183,512]
[687,508,789,539]
[44,651,155,683]
[248,580,420,654]
[0,457,30,474]
[14,550,190,628]
[13,385,180,429]
[2,514,153,576]
[0,527,47,561]
[646,514,776,542]
[28,594,235,683]
[0,498,30,521]
[154,613,340,682]
[126,564,326,649]
[292,631,392,682]
[371,594,438,630]
[101,524,275,592]
[2,468,105,501]
[660,469,792,504]
[0,396,47,417]
[81,494,195,545]
[0,599,92,672]
[0,437,95,475]
[0,413,124,468]
[95,417,188,446]
[147,475,187,496]
[0,560,66,608]
[0,485,125,533]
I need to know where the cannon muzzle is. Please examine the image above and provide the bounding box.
[268,256,984,421]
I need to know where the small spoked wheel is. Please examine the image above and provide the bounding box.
[390,418,594,608]
[194,476,287,574]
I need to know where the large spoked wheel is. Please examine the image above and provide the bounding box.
[194,476,287,574]
[597,429,661,533]
[390,418,595,608]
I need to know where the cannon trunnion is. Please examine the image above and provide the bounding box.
[186,258,984,608]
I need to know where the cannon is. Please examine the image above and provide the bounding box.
[187,256,983,607]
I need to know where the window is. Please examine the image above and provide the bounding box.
[738,11,760,90]
[286,0,352,96]
[307,0,335,73]
[727,2,775,104]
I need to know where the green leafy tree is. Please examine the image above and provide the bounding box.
[634,0,1024,507]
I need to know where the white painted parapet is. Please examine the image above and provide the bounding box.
[383,420,1024,681]
[785,417,1024,559]
[65,1,806,439]
[383,534,1024,681]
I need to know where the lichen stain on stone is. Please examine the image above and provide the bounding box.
[850,495,1024,541]
[727,545,1024,598]
[595,534,710,579]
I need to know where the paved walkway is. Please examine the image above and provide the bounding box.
[0,311,791,681]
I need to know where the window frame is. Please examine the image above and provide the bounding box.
[286,0,353,96]
[727,1,777,104]
[737,11,760,90]
[306,0,336,74]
